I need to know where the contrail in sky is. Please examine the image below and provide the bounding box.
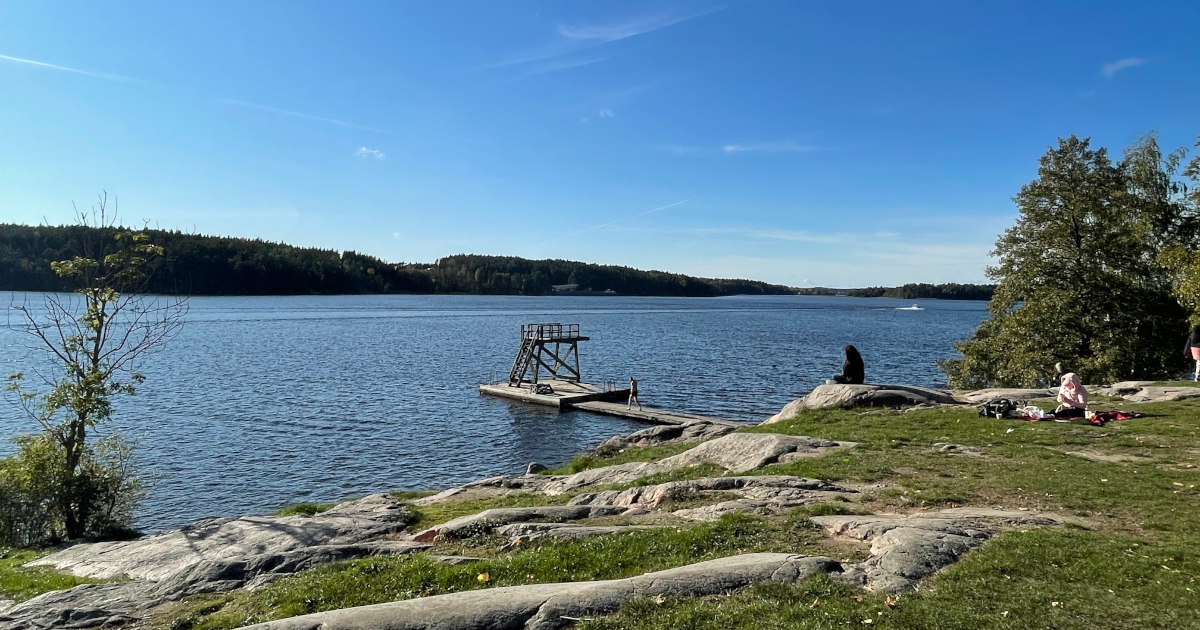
[0,53,140,82]
[216,99,388,133]
[0,53,384,133]
[574,199,690,236]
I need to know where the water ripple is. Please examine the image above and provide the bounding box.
[0,294,985,531]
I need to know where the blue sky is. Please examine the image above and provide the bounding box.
[1,1,1197,287]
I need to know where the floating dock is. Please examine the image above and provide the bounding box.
[478,379,739,427]
[478,322,741,427]
[477,379,630,409]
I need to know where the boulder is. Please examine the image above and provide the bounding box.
[956,388,1055,404]
[152,541,430,598]
[812,508,1064,592]
[525,462,548,475]
[493,523,664,542]
[567,475,851,514]
[1092,382,1200,403]
[28,494,413,581]
[411,506,627,542]
[0,582,158,630]
[237,553,844,630]
[763,384,959,423]
[594,421,737,455]
[3,495,423,630]
[541,434,853,495]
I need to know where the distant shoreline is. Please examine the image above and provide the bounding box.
[1,223,993,300]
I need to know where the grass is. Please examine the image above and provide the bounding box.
[574,399,1200,629]
[150,511,846,630]
[0,548,108,603]
[579,528,1200,630]
[548,441,700,475]
[407,492,575,529]
[272,501,338,517]
[744,403,1200,533]
[56,397,1200,629]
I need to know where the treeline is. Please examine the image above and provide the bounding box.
[845,283,995,300]
[795,283,995,300]
[0,224,796,297]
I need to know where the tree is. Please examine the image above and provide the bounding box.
[941,135,1195,388]
[1158,134,1200,324]
[5,193,185,540]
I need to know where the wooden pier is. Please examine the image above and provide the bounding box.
[477,379,630,410]
[477,379,739,427]
[478,322,741,427]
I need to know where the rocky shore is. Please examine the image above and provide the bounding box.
[4,380,1150,630]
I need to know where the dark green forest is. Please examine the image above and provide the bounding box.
[844,283,995,300]
[796,283,995,300]
[0,224,796,297]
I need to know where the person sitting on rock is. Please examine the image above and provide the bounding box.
[1055,372,1088,418]
[829,345,865,385]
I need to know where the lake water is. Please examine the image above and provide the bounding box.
[0,294,987,531]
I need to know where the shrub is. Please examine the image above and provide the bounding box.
[0,432,144,547]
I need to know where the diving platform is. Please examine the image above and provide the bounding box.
[477,379,630,409]
[478,322,741,427]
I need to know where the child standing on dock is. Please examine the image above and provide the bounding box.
[628,377,642,410]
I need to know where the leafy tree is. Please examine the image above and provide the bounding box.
[5,194,184,540]
[1158,135,1200,324]
[941,134,1196,388]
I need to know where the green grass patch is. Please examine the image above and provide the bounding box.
[548,441,699,475]
[149,397,1200,629]
[153,511,843,630]
[626,463,729,487]
[388,489,437,501]
[272,501,338,517]
[407,493,574,529]
[743,402,1200,532]
[580,528,1200,630]
[0,548,109,603]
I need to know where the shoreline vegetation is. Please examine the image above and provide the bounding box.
[4,384,1199,629]
[0,224,993,299]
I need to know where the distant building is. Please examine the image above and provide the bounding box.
[550,283,616,296]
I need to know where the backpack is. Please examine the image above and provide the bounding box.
[978,398,1021,419]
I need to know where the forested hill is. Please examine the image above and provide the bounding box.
[846,283,995,300]
[797,283,995,300]
[0,224,796,297]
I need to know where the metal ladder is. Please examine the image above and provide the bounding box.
[508,336,536,384]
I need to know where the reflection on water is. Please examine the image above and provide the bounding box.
[0,294,985,530]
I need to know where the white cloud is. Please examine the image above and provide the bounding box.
[581,108,616,123]
[1102,57,1148,77]
[0,53,141,82]
[355,147,385,160]
[722,140,820,154]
